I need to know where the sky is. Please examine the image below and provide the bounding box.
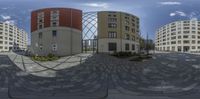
[0,0,200,44]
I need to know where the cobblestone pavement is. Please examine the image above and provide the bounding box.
[1,52,200,99]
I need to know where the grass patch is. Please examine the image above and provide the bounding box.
[31,54,60,62]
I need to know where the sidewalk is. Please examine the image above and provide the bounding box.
[5,52,92,77]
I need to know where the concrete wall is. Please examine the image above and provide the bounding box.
[98,38,139,53]
[31,27,81,56]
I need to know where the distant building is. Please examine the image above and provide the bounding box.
[144,39,155,50]
[155,19,200,53]
[83,11,140,53]
[0,22,28,52]
[31,8,82,56]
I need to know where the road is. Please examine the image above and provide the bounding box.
[0,52,200,99]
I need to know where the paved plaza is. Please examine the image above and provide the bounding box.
[1,52,200,99]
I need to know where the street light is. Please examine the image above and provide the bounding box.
[146,32,149,55]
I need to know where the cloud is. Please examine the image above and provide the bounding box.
[4,20,16,25]
[169,11,200,20]
[188,12,200,20]
[159,2,181,5]
[1,15,11,20]
[1,8,8,10]
[170,11,186,17]
[82,3,109,8]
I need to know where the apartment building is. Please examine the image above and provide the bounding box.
[31,8,82,56]
[82,11,140,53]
[0,22,28,52]
[155,19,200,53]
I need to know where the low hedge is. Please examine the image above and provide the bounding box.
[31,54,60,62]
[111,51,140,58]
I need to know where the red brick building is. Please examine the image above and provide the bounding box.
[31,8,82,56]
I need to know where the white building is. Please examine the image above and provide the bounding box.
[0,22,28,52]
[155,19,200,53]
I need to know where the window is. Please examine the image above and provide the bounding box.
[108,23,117,28]
[52,30,57,37]
[183,40,189,44]
[132,44,135,50]
[178,41,181,44]
[132,28,135,32]
[192,40,196,44]
[39,24,42,29]
[108,43,117,51]
[52,44,57,51]
[0,41,3,44]
[108,31,117,38]
[184,27,190,29]
[125,26,129,31]
[39,44,43,50]
[183,35,189,38]
[192,46,196,49]
[125,34,130,40]
[125,43,129,51]
[171,36,176,40]
[39,32,42,39]
[171,41,176,44]
[183,31,189,34]
[131,35,135,41]
[52,22,57,26]
[108,18,117,22]
[192,35,196,38]
[39,19,43,23]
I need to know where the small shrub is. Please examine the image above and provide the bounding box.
[31,54,59,62]
[47,53,55,58]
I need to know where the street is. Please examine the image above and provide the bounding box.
[0,52,200,99]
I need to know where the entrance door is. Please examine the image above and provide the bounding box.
[183,46,190,52]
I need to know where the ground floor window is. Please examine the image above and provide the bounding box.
[172,46,175,51]
[125,43,129,51]
[167,47,170,51]
[108,43,117,51]
[192,46,196,49]
[183,46,190,52]
[132,44,135,50]
[52,44,57,51]
[178,46,181,52]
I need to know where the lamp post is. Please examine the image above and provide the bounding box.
[146,33,149,55]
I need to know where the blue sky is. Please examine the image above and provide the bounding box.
[0,0,199,44]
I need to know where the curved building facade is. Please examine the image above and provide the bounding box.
[98,11,140,53]
[0,22,28,52]
[82,11,140,53]
[155,19,200,53]
[31,8,82,56]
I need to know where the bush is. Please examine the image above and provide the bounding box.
[112,51,138,58]
[31,54,60,62]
